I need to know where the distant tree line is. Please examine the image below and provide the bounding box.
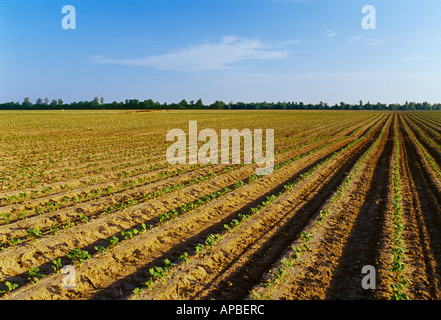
[1,97,441,111]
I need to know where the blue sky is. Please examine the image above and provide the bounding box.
[1,0,441,105]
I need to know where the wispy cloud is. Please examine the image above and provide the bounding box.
[349,35,364,42]
[349,35,386,46]
[324,30,337,38]
[400,55,429,62]
[92,36,294,72]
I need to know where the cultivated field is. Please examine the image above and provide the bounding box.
[1,110,441,300]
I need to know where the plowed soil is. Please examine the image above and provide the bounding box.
[1,110,440,300]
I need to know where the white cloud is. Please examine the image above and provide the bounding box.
[400,55,429,62]
[349,35,386,46]
[324,30,337,38]
[349,35,365,42]
[92,36,292,72]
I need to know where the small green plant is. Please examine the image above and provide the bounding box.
[66,248,91,266]
[281,258,293,269]
[8,237,22,247]
[107,236,119,248]
[28,266,44,284]
[50,225,59,235]
[137,223,147,233]
[229,219,240,228]
[251,292,263,300]
[195,243,206,256]
[301,231,313,243]
[17,210,28,219]
[27,227,43,239]
[164,258,176,270]
[94,245,106,253]
[133,287,143,295]
[52,258,63,273]
[0,281,19,293]
[121,229,134,240]
[63,218,73,229]
[148,266,168,284]
[205,234,221,247]
[1,213,11,224]
[77,213,89,223]
[179,252,189,265]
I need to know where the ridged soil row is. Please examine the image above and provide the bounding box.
[413,114,441,136]
[0,113,366,206]
[2,115,385,299]
[395,114,441,299]
[245,114,393,300]
[404,117,441,170]
[124,114,388,300]
[0,113,379,248]
[0,118,321,178]
[409,114,441,144]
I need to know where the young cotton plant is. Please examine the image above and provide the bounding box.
[144,259,177,289]
[66,248,91,266]
[0,281,19,294]
[28,266,45,284]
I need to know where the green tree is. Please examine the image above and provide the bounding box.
[210,100,225,109]
[92,97,100,107]
[178,99,188,109]
[22,97,33,108]
[195,98,204,109]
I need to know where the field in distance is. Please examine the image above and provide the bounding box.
[1,110,441,300]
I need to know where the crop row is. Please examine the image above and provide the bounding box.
[0,115,382,296]
[401,116,441,179]
[0,116,354,194]
[248,114,390,299]
[0,114,379,243]
[128,116,386,297]
[389,116,410,300]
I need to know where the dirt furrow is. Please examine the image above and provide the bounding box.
[124,115,387,300]
[397,114,441,299]
[0,114,380,245]
[1,116,384,300]
[244,114,392,300]
[0,116,351,199]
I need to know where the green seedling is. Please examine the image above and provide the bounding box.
[52,258,62,273]
[133,287,143,295]
[107,236,119,248]
[195,243,206,256]
[66,248,91,266]
[1,213,11,224]
[77,213,89,223]
[0,281,19,293]
[27,227,43,239]
[205,234,221,247]
[28,266,44,284]
[179,252,189,265]
[94,245,106,253]
[121,230,133,240]
[50,225,59,235]
[164,258,176,270]
[301,232,313,243]
[63,218,73,229]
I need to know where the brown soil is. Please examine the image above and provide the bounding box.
[3,112,441,301]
